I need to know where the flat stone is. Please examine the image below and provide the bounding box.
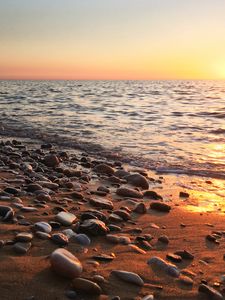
[72,278,102,294]
[51,233,69,246]
[70,191,84,200]
[43,154,60,168]
[21,207,38,212]
[92,254,115,262]
[144,190,163,200]
[198,284,223,300]
[79,219,109,236]
[89,197,113,210]
[34,221,52,233]
[27,184,43,193]
[133,202,147,214]
[116,187,143,199]
[111,270,144,286]
[35,231,51,239]
[71,234,91,246]
[93,163,115,176]
[150,202,171,212]
[15,232,33,242]
[106,234,131,244]
[166,253,182,263]
[158,235,169,244]
[13,242,31,254]
[55,211,77,226]
[147,256,180,278]
[125,173,149,189]
[174,250,194,260]
[178,275,194,286]
[113,209,130,221]
[50,248,83,278]
[0,205,14,221]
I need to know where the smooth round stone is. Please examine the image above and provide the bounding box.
[93,275,105,283]
[72,278,102,295]
[158,235,169,244]
[27,183,43,193]
[93,163,115,175]
[50,248,83,279]
[89,197,113,210]
[43,154,60,168]
[113,209,130,221]
[178,275,194,286]
[13,242,31,254]
[71,234,91,246]
[51,233,69,246]
[49,221,61,229]
[133,202,147,214]
[65,290,77,299]
[0,205,14,221]
[147,256,180,278]
[15,232,33,242]
[55,211,77,226]
[125,173,149,189]
[21,206,38,212]
[35,231,51,240]
[142,295,154,300]
[116,187,143,199]
[106,234,131,245]
[62,229,76,239]
[36,193,52,202]
[111,270,144,286]
[108,224,122,232]
[144,190,163,200]
[150,202,171,212]
[36,181,59,190]
[34,221,52,233]
[199,283,223,300]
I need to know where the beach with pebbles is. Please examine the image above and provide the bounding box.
[0,138,225,300]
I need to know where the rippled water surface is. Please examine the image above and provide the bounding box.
[0,80,225,178]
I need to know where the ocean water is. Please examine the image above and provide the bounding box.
[0,80,225,179]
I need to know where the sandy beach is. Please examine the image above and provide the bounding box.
[0,138,224,300]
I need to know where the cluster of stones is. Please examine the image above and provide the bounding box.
[0,139,224,300]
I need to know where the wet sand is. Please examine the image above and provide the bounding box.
[0,138,224,300]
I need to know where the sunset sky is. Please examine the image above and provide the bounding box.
[1,0,225,80]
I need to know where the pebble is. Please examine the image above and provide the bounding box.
[113,209,130,221]
[34,221,52,233]
[62,229,76,239]
[144,190,163,200]
[125,173,149,189]
[92,254,115,262]
[133,202,147,214]
[35,231,51,239]
[158,235,169,244]
[177,275,194,286]
[147,256,180,278]
[93,163,115,175]
[71,233,91,246]
[106,234,131,244]
[51,233,69,246]
[55,211,77,226]
[166,253,182,263]
[111,270,144,286]
[198,283,223,300]
[0,205,14,221]
[43,154,60,168]
[79,219,109,236]
[89,197,114,210]
[27,183,43,193]
[50,248,83,278]
[116,187,143,198]
[13,242,31,254]
[142,296,154,300]
[65,290,77,299]
[15,232,33,242]
[72,278,102,295]
[21,206,38,212]
[70,191,84,200]
[150,202,171,212]
[128,244,146,254]
[174,250,194,260]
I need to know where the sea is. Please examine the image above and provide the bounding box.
[0,80,225,180]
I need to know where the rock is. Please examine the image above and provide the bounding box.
[35,231,51,239]
[133,202,147,214]
[125,173,149,189]
[15,232,33,242]
[174,250,194,260]
[179,191,189,198]
[43,154,60,168]
[0,205,14,221]
[13,242,31,254]
[62,229,76,239]
[166,253,182,263]
[116,187,143,198]
[65,290,77,299]
[178,275,194,286]
[36,193,52,202]
[94,163,115,176]
[50,248,82,278]
[144,190,163,200]
[150,202,171,212]
[198,283,223,300]
[70,191,84,200]
[37,181,59,190]
[97,186,110,193]
[113,209,130,221]
[142,296,154,300]
[128,244,146,254]
[27,184,43,193]
[55,212,77,226]
[89,197,113,210]
[114,169,130,178]
[108,224,122,232]
[34,222,52,233]
[92,254,115,262]
[71,234,91,246]
[79,219,109,236]
[21,206,38,212]
[111,270,144,286]
[108,213,123,222]
[51,233,69,246]
[106,234,131,244]
[4,187,20,195]
[158,235,169,244]
[72,278,102,295]
[147,256,180,278]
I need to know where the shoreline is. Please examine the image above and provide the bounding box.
[0,137,225,299]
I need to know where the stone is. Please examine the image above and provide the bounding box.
[179,191,189,198]
[72,278,102,294]
[36,193,52,202]
[70,191,84,200]
[198,284,223,300]
[133,202,147,214]
[0,205,14,221]
[128,244,146,254]
[27,183,43,193]
[150,202,171,212]
[13,242,31,254]
[89,197,113,210]
[142,296,154,300]
[147,257,180,278]
[93,163,115,176]
[144,190,163,200]
[50,248,82,278]
[43,154,60,168]
[15,232,33,242]
[116,187,143,198]
[158,235,169,244]
[106,234,131,245]
[71,234,91,246]
[111,270,144,286]
[166,253,182,263]
[35,231,51,239]
[21,206,38,212]
[62,229,76,239]
[65,290,77,299]
[79,219,109,236]
[55,211,77,226]
[92,254,115,262]
[51,233,69,246]
[125,173,149,189]
[174,250,194,260]
[113,209,130,221]
[34,221,52,233]
[178,275,194,286]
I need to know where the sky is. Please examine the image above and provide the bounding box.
[1,0,225,80]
